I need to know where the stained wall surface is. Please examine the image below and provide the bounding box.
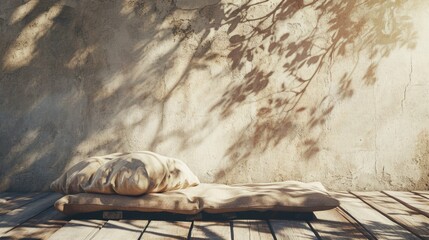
[1,0,428,191]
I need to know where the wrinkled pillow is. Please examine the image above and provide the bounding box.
[50,151,200,196]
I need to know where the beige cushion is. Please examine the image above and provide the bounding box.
[54,181,339,215]
[50,151,200,196]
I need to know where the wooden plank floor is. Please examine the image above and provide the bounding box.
[0,191,428,239]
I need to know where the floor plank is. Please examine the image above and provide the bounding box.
[384,191,429,218]
[0,193,22,208]
[47,219,106,240]
[0,193,22,203]
[309,208,370,240]
[191,221,231,239]
[0,193,9,198]
[0,207,68,240]
[0,192,49,215]
[0,192,41,206]
[142,221,192,239]
[270,220,317,239]
[0,193,19,200]
[91,220,148,240]
[332,192,419,240]
[412,191,429,200]
[232,220,273,240]
[353,191,429,239]
[0,193,61,235]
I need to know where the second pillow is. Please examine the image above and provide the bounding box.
[50,151,200,196]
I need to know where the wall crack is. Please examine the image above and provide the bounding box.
[401,54,413,112]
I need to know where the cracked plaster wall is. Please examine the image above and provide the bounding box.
[0,0,429,191]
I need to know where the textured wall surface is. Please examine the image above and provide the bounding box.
[1,0,429,191]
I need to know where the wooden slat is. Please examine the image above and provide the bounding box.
[309,208,370,239]
[0,193,20,207]
[352,191,429,239]
[383,191,429,218]
[47,219,106,240]
[0,193,18,199]
[0,192,49,215]
[232,220,273,239]
[0,192,41,206]
[0,193,9,199]
[0,193,60,234]
[269,220,317,239]
[0,193,20,202]
[142,221,192,239]
[191,221,231,239]
[332,192,419,239]
[412,191,429,200]
[0,207,68,240]
[91,220,148,240]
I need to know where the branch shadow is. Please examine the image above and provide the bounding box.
[209,0,420,181]
[0,0,424,190]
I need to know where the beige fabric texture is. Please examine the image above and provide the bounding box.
[54,181,339,215]
[50,151,200,196]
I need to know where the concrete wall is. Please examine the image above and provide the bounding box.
[1,0,428,191]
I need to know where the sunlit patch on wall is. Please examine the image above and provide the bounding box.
[94,73,125,102]
[9,0,39,25]
[2,2,63,71]
[120,0,148,16]
[1,141,54,191]
[65,45,96,69]
[120,0,136,16]
[0,128,39,190]
[6,128,40,158]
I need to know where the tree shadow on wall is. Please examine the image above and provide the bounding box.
[0,0,237,190]
[0,0,214,190]
[208,0,420,181]
[0,0,422,190]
